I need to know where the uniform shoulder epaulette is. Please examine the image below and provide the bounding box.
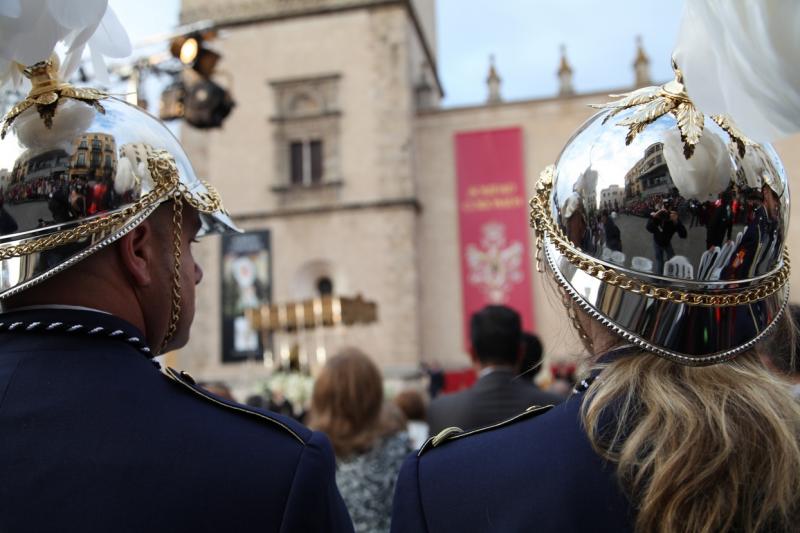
[418,404,553,456]
[163,367,305,445]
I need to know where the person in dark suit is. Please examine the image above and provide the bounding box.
[426,306,561,435]
[0,204,354,533]
[0,33,353,531]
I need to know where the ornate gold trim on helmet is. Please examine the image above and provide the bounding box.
[529,165,790,308]
[540,229,789,366]
[0,148,225,261]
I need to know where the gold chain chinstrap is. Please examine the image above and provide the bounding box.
[160,192,184,354]
[529,165,790,308]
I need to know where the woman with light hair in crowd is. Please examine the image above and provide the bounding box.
[391,4,800,530]
[309,348,412,533]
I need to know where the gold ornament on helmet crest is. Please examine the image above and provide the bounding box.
[2,55,109,139]
[591,58,750,159]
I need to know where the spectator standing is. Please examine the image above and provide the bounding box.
[309,348,412,533]
[603,211,622,252]
[646,199,687,275]
[706,191,734,249]
[426,306,562,435]
[394,389,429,449]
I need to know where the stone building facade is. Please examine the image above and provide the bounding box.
[171,0,800,388]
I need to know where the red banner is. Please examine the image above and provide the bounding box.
[455,127,534,351]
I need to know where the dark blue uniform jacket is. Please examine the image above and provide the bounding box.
[391,382,633,532]
[0,308,354,533]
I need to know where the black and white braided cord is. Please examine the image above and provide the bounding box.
[0,319,158,367]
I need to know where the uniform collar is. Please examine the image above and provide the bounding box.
[0,307,154,358]
[477,365,515,380]
[573,344,638,394]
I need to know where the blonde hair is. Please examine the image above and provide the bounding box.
[581,348,800,533]
[307,347,402,458]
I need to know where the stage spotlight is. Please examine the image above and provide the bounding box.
[183,78,235,129]
[178,37,198,65]
[170,34,219,78]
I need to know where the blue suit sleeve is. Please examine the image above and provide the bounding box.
[391,451,429,533]
[280,431,354,533]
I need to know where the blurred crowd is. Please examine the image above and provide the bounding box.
[193,305,611,532]
[194,301,800,532]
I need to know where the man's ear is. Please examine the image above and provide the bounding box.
[117,220,155,287]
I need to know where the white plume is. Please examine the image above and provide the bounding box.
[673,0,800,143]
[0,0,131,87]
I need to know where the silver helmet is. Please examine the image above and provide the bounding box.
[530,63,789,366]
[0,57,239,350]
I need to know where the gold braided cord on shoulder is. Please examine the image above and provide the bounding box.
[529,165,790,308]
[0,148,224,261]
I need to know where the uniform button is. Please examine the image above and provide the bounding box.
[180,370,196,385]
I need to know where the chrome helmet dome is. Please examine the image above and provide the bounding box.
[530,64,789,365]
[0,58,239,350]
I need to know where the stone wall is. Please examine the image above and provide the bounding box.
[177,5,424,384]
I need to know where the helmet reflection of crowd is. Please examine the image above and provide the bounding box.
[723,187,782,280]
[646,198,687,275]
[0,197,18,235]
[601,211,622,252]
[706,190,733,249]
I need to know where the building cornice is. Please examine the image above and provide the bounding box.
[180,0,444,97]
[416,82,669,118]
[232,196,421,222]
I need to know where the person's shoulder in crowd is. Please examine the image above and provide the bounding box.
[426,385,472,432]
[512,375,565,406]
[427,372,562,435]
[0,308,353,533]
[392,393,633,533]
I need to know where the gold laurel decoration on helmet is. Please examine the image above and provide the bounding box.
[710,113,750,157]
[529,165,790,307]
[591,59,750,159]
[1,57,109,139]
